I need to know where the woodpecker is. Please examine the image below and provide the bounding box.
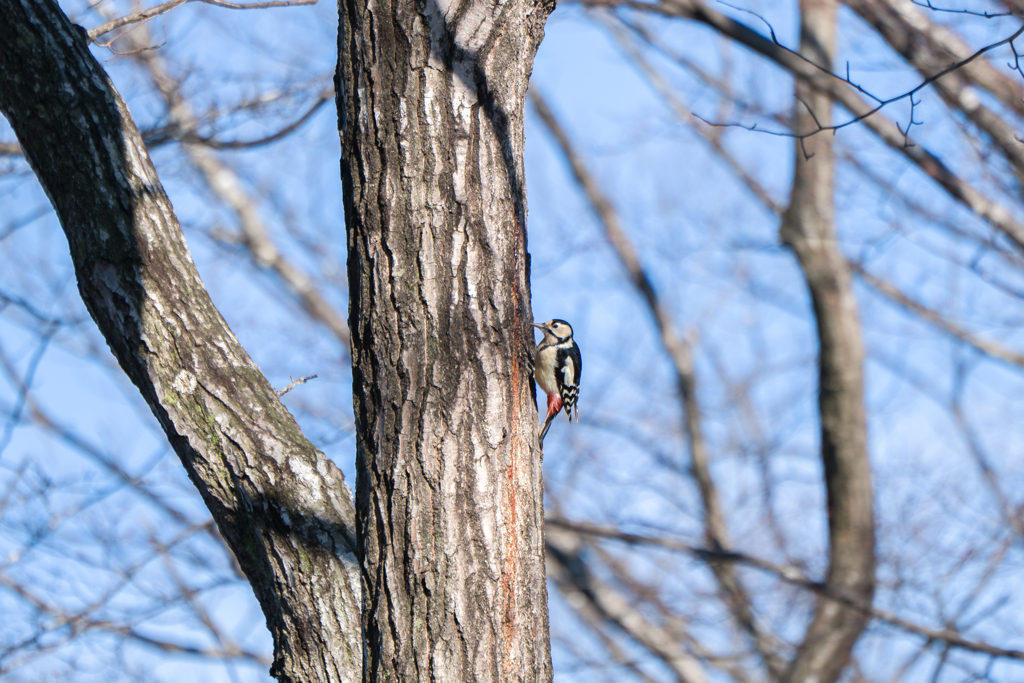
[532,319,582,444]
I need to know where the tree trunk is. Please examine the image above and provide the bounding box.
[779,1,876,682]
[336,0,555,677]
[0,2,362,681]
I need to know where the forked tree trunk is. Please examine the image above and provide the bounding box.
[780,1,876,682]
[4,0,556,677]
[0,2,364,682]
[337,0,556,678]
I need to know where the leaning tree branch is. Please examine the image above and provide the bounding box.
[572,0,1024,255]
[846,0,1024,190]
[531,88,786,680]
[110,19,352,347]
[546,524,711,683]
[546,517,1024,663]
[0,2,361,681]
[87,0,316,42]
[852,261,1024,370]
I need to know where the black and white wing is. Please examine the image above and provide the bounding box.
[555,341,582,422]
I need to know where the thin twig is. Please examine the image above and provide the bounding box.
[547,518,1024,662]
[909,0,1015,17]
[88,0,189,41]
[186,91,331,150]
[88,0,317,42]
[571,0,1024,253]
[531,87,785,680]
[691,17,1024,141]
[277,374,318,396]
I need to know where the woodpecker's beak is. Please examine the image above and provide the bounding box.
[532,323,547,330]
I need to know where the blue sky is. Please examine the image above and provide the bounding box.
[3,0,1024,681]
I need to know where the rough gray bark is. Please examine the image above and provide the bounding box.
[779,1,876,682]
[115,17,353,348]
[337,0,555,677]
[0,2,362,681]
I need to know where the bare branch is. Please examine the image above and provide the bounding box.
[110,18,351,347]
[846,0,1024,193]
[546,524,710,683]
[202,0,315,8]
[897,2,1024,117]
[87,0,190,41]
[590,0,1024,138]
[909,0,1015,16]
[547,518,1024,663]
[87,0,317,42]
[0,519,241,675]
[277,374,318,396]
[573,0,1024,254]
[852,261,1024,369]
[531,87,786,680]
[600,13,784,214]
[176,90,332,150]
[779,3,874,681]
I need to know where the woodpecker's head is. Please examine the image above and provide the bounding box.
[533,319,574,344]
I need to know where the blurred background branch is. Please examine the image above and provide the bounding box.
[4,0,1024,680]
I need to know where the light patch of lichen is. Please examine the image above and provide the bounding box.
[297,545,313,573]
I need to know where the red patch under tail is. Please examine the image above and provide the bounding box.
[546,392,563,420]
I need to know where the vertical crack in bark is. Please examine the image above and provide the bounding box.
[779,2,876,682]
[0,2,362,681]
[339,0,554,678]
